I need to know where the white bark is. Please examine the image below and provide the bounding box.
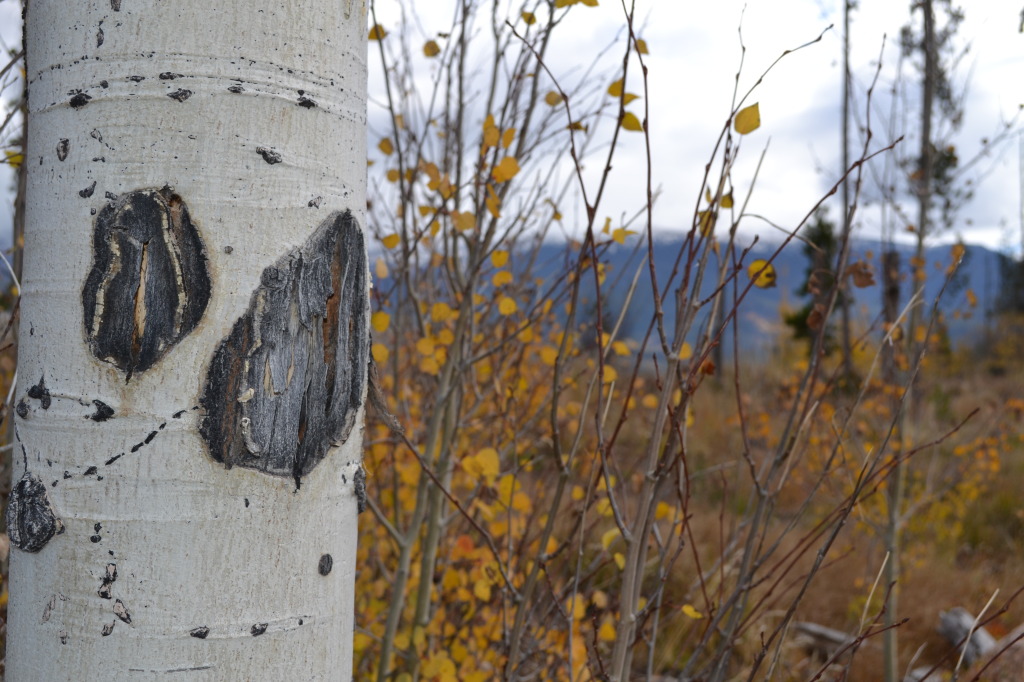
[8,1,367,679]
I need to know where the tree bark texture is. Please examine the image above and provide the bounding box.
[8,1,368,679]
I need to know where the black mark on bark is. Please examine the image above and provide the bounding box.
[15,400,28,418]
[354,465,367,514]
[101,622,115,636]
[98,563,117,599]
[105,453,123,466]
[111,0,121,10]
[255,147,282,165]
[297,96,317,108]
[159,72,183,80]
[7,472,63,552]
[189,626,210,639]
[57,139,70,161]
[308,196,322,208]
[227,84,244,93]
[79,181,97,198]
[200,211,368,487]
[251,623,268,636]
[90,535,102,543]
[69,92,91,108]
[96,24,104,48]
[82,187,211,380]
[128,75,145,83]
[113,599,132,624]
[90,399,115,421]
[167,89,192,102]
[318,554,333,576]
[27,376,51,409]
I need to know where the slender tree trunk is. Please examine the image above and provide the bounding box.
[7,2,368,679]
[839,0,854,383]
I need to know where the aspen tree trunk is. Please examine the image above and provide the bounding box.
[7,1,368,679]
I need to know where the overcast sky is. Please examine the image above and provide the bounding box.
[2,0,1021,250]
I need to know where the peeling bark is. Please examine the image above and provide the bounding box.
[82,187,211,380]
[200,211,367,485]
[7,473,63,553]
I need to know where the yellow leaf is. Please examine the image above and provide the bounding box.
[368,24,387,40]
[614,552,625,570]
[636,38,649,54]
[966,288,977,307]
[371,311,391,333]
[492,156,520,183]
[620,112,643,132]
[378,138,394,156]
[382,233,401,249]
[602,365,617,384]
[544,90,563,106]
[423,40,441,57]
[607,78,624,97]
[598,619,617,642]
[386,168,400,183]
[540,346,559,366]
[681,604,704,619]
[747,259,777,288]
[473,579,492,601]
[438,327,455,345]
[431,302,454,322]
[571,485,585,501]
[374,257,389,279]
[4,150,24,168]
[720,192,734,209]
[567,121,587,132]
[611,227,636,244]
[453,211,476,231]
[492,270,513,287]
[475,448,500,482]
[501,128,516,149]
[420,356,440,375]
[522,11,537,24]
[621,93,640,105]
[491,250,509,268]
[677,341,692,360]
[600,528,619,551]
[655,501,673,520]
[612,341,630,356]
[498,297,518,316]
[482,114,500,148]
[698,210,715,236]
[581,0,598,5]
[416,337,435,355]
[371,343,389,364]
[592,590,609,609]
[734,103,761,135]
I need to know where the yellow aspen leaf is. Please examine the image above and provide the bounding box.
[491,250,509,268]
[374,257,389,279]
[423,40,441,57]
[600,528,619,551]
[371,311,391,332]
[368,24,387,40]
[721,192,734,208]
[612,340,630,356]
[698,210,715,236]
[378,137,394,156]
[382,233,401,249]
[681,604,704,619]
[614,552,625,570]
[592,590,609,609]
[492,156,520,183]
[747,259,777,288]
[914,325,928,343]
[602,365,618,384]
[540,346,558,366]
[501,128,515,148]
[492,270,513,287]
[611,227,636,244]
[602,217,612,234]
[475,448,500,482]
[686,405,694,428]
[734,102,761,135]
[416,337,435,355]
[705,187,713,203]
[371,343,389,364]
[385,169,401,183]
[566,598,586,621]
[554,0,576,6]
[420,161,440,182]
[417,205,433,217]
[966,288,977,307]
[598,619,617,642]
[655,501,673,520]
[522,11,537,24]
[567,121,587,132]
[581,0,598,5]
[473,579,492,601]
[453,211,476,231]
[437,327,455,345]
[429,220,441,236]
[4,150,24,168]
[607,78,624,97]
[621,93,640,105]
[544,90,563,106]
[431,302,454,322]
[420,356,440,375]
[485,194,501,218]
[620,111,643,132]
[498,297,517,316]
[641,394,659,409]
[636,38,649,54]
[677,342,692,360]
[482,114,500,148]
[571,485,585,501]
